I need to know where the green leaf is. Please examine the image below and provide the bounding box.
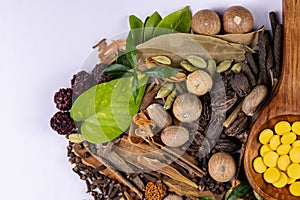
[129,15,144,45]
[154,6,192,37]
[126,31,137,69]
[144,11,162,41]
[198,197,212,200]
[70,75,148,144]
[116,52,131,67]
[143,66,181,78]
[102,64,131,75]
[226,181,251,200]
[132,73,139,102]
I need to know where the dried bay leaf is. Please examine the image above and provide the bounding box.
[136,33,254,65]
[213,26,265,48]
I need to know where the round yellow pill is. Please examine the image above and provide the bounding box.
[260,144,272,156]
[289,182,300,196]
[281,132,297,145]
[274,121,291,135]
[278,155,291,171]
[263,167,280,183]
[253,157,267,174]
[287,177,296,184]
[273,172,288,188]
[269,135,281,150]
[292,140,300,147]
[292,121,300,135]
[290,147,300,163]
[287,163,300,179]
[259,129,274,144]
[263,151,279,168]
[277,144,292,155]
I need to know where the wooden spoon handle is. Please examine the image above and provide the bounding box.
[267,0,300,116]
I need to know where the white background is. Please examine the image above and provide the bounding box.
[0,0,281,199]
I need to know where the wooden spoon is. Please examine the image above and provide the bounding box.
[244,0,300,200]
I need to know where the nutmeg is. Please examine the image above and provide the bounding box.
[186,70,213,96]
[222,6,254,34]
[208,152,236,182]
[146,103,172,129]
[172,93,202,123]
[160,126,189,147]
[192,9,221,35]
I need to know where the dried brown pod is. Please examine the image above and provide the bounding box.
[223,6,254,34]
[173,93,202,123]
[208,152,236,182]
[230,73,250,97]
[160,126,190,147]
[191,9,221,35]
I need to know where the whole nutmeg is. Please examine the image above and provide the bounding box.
[146,103,172,129]
[192,9,221,35]
[173,93,202,123]
[208,152,236,182]
[222,6,254,34]
[160,126,189,147]
[186,70,213,96]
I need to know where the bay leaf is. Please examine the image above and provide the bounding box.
[136,33,254,65]
[213,26,265,48]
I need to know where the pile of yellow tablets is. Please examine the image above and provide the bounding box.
[253,121,300,197]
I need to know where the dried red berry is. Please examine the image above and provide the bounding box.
[50,111,75,135]
[54,88,72,111]
[71,71,96,97]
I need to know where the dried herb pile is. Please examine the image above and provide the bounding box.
[50,7,283,200]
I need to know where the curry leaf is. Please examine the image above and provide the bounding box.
[143,66,181,78]
[102,64,131,75]
[129,15,144,45]
[70,75,148,144]
[226,181,251,200]
[153,6,191,37]
[144,11,162,41]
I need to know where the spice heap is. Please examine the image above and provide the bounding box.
[253,121,300,197]
[50,5,283,200]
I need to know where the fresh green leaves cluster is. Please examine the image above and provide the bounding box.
[226,181,251,200]
[71,6,192,144]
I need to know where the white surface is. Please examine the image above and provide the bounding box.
[0,0,281,199]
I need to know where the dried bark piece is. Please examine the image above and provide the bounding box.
[273,24,283,79]
[269,11,278,37]
[73,143,143,199]
[245,52,258,75]
[258,31,272,86]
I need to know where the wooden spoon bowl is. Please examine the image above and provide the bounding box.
[244,0,300,200]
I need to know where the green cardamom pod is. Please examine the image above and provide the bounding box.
[206,59,217,77]
[187,55,207,69]
[216,60,233,73]
[156,83,173,99]
[180,60,197,72]
[151,55,172,65]
[231,62,242,73]
[164,90,176,110]
[68,133,84,143]
[175,82,186,94]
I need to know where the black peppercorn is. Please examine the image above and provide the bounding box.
[54,88,73,111]
[50,111,75,135]
[71,70,96,97]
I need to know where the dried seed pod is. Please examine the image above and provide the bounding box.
[230,73,250,97]
[191,9,221,35]
[245,52,258,75]
[173,93,202,123]
[160,126,190,147]
[214,137,242,153]
[241,61,256,87]
[208,152,236,182]
[242,84,268,116]
[180,60,197,72]
[273,24,283,79]
[187,55,207,69]
[206,59,217,77]
[147,103,172,129]
[156,84,173,99]
[231,62,242,73]
[164,90,177,110]
[224,112,249,136]
[186,70,213,96]
[151,55,172,65]
[216,60,233,73]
